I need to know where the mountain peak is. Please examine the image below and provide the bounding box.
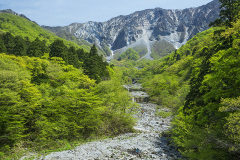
[0,9,38,25]
[43,0,221,60]
[0,9,19,15]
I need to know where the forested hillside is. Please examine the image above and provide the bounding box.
[0,12,137,159]
[0,11,112,57]
[0,31,110,82]
[133,1,240,159]
[0,53,137,159]
[0,12,91,51]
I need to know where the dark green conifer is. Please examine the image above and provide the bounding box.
[27,37,46,57]
[83,44,109,83]
[49,39,67,58]
[0,38,7,53]
[3,32,15,54]
[67,46,81,68]
[76,48,86,63]
[13,36,26,56]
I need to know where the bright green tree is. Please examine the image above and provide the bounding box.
[210,0,240,27]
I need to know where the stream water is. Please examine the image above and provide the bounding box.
[23,83,184,160]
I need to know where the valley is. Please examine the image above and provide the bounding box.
[25,84,184,160]
[1,0,240,159]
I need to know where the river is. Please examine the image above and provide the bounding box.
[22,83,184,160]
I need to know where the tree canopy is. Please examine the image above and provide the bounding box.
[0,53,136,159]
[210,0,240,27]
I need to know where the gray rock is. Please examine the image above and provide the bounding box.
[37,103,184,159]
[24,83,186,160]
[43,0,220,60]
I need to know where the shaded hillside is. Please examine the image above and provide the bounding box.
[150,40,175,60]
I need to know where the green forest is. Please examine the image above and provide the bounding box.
[0,52,137,159]
[0,12,138,159]
[1,0,240,159]
[134,1,240,159]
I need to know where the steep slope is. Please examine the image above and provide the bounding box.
[0,10,91,51]
[43,0,220,59]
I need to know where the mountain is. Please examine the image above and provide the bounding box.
[43,0,220,60]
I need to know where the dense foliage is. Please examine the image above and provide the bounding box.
[0,32,110,83]
[0,54,136,159]
[172,4,240,158]
[0,12,137,159]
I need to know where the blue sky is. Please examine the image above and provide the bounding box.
[0,0,214,26]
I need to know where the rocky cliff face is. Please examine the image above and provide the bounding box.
[43,0,220,59]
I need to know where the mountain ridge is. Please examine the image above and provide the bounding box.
[42,0,220,60]
[0,9,38,24]
[0,1,220,60]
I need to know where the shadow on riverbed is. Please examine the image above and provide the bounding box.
[123,134,184,159]
[153,136,184,159]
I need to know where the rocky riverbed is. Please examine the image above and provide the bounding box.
[22,84,184,160]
